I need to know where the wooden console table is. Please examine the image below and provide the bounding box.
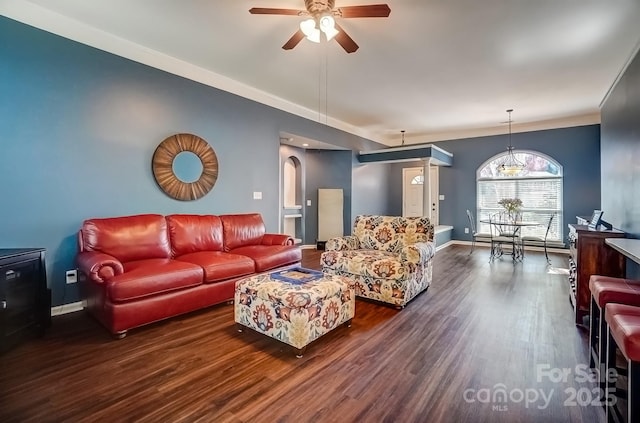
[567,224,625,325]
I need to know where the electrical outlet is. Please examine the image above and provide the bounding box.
[66,269,78,284]
[307,199,312,206]
[253,191,262,200]
[464,227,469,234]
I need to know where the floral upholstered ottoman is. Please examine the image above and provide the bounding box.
[234,268,355,357]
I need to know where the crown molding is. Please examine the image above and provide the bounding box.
[599,37,640,108]
[0,1,382,143]
[391,112,601,146]
[1,1,610,149]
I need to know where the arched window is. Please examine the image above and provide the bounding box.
[476,150,563,242]
[411,175,424,185]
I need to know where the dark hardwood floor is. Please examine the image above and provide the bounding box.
[0,246,603,422]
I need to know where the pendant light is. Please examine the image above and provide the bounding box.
[498,109,525,176]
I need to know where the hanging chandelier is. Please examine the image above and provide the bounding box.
[498,109,525,176]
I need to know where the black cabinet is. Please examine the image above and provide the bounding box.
[0,248,50,352]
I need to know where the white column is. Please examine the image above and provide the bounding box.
[422,159,432,219]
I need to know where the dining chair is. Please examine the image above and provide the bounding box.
[521,212,556,264]
[466,209,491,255]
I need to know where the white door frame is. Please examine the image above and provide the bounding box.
[402,165,439,224]
[429,165,439,225]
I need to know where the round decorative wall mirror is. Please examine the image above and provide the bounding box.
[152,133,218,201]
[172,151,203,183]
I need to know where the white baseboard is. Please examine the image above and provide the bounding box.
[51,301,84,316]
[301,244,317,250]
[445,240,570,255]
[436,240,455,251]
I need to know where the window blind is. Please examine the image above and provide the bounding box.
[477,177,563,241]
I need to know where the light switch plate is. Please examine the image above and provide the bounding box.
[307,199,312,206]
[66,269,78,284]
[439,195,445,200]
[253,191,262,200]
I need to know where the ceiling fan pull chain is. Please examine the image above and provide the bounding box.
[325,42,329,125]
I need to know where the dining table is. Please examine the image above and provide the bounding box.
[480,219,540,262]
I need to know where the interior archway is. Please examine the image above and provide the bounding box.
[282,155,303,244]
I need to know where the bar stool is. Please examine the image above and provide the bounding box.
[589,276,640,374]
[604,303,640,423]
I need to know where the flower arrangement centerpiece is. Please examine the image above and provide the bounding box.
[498,198,522,221]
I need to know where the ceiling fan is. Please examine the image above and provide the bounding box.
[249,1,391,53]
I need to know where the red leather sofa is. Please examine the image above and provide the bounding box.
[76,213,301,337]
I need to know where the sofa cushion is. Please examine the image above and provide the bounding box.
[167,214,224,256]
[80,214,171,262]
[175,251,255,283]
[321,249,407,280]
[230,245,302,272]
[220,213,265,251]
[107,258,203,302]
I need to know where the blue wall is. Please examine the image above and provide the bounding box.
[601,47,640,278]
[388,162,407,216]
[351,159,393,220]
[304,150,353,244]
[387,125,602,243]
[0,17,388,306]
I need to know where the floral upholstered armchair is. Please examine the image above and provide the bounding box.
[320,215,436,309]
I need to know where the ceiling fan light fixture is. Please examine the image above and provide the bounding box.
[319,14,339,40]
[300,18,321,43]
[250,2,390,52]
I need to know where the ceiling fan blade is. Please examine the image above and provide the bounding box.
[249,8,303,16]
[333,23,359,53]
[282,29,305,50]
[335,4,391,18]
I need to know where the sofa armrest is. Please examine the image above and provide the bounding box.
[77,251,124,283]
[326,235,360,251]
[262,233,295,246]
[399,242,436,264]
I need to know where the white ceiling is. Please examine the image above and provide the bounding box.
[4,0,640,146]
